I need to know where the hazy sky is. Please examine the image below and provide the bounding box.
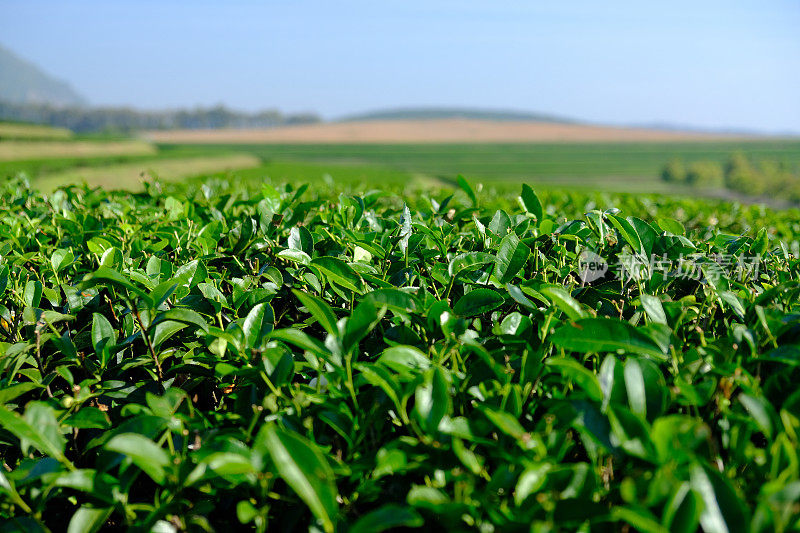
[2,0,799,132]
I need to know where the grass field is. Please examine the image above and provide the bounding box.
[155,140,800,193]
[0,144,221,177]
[197,158,420,187]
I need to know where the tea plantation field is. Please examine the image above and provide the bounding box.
[4,125,800,194]
[1,172,800,532]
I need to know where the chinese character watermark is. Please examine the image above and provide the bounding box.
[579,251,761,284]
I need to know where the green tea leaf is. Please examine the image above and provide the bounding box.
[67,506,112,533]
[453,288,504,316]
[23,280,42,308]
[80,267,152,306]
[350,505,423,533]
[546,357,603,402]
[656,218,685,235]
[541,286,585,321]
[242,302,275,348]
[293,290,340,338]
[640,294,668,325]
[0,403,68,463]
[448,251,495,278]
[457,174,477,206]
[413,367,451,432]
[519,183,543,221]
[551,318,668,359]
[51,249,75,273]
[91,313,115,357]
[257,424,339,533]
[494,233,530,283]
[311,257,364,294]
[690,463,749,533]
[105,433,169,485]
[288,226,314,254]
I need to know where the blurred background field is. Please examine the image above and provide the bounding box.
[0,121,71,140]
[3,117,800,198]
[0,139,154,161]
[32,153,260,191]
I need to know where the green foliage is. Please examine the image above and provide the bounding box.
[665,152,800,201]
[725,152,765,196]
[686,161,724,188]
[146,140,800,195]
[0,175,799,531]
[661,158,686,183]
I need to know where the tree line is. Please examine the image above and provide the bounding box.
[661,153,800,202]
[0,101,320,133]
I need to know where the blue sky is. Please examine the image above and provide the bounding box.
[2,0,799,132]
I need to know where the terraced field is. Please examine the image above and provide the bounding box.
[34,154,261,191]
[0,125,262,191]
[0,122,72,141]
[0,140,156,161]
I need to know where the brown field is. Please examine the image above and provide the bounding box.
[0,140,156,161]
[144,119,748,144]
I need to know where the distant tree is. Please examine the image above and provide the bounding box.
[785,179,800,203]
[660,158,686,183]
[686,161,724,188]
[724,152,764,196]
[0,100,321,133]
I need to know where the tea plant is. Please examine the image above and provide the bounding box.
[0,175,799,532]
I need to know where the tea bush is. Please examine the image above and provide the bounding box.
[1,175,799,532]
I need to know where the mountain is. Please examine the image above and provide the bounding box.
[339,107,575,123]
[0,44,87,107]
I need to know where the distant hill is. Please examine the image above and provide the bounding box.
[0,43,321,132]
[339,107,575,123]
[0,44,87,107]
